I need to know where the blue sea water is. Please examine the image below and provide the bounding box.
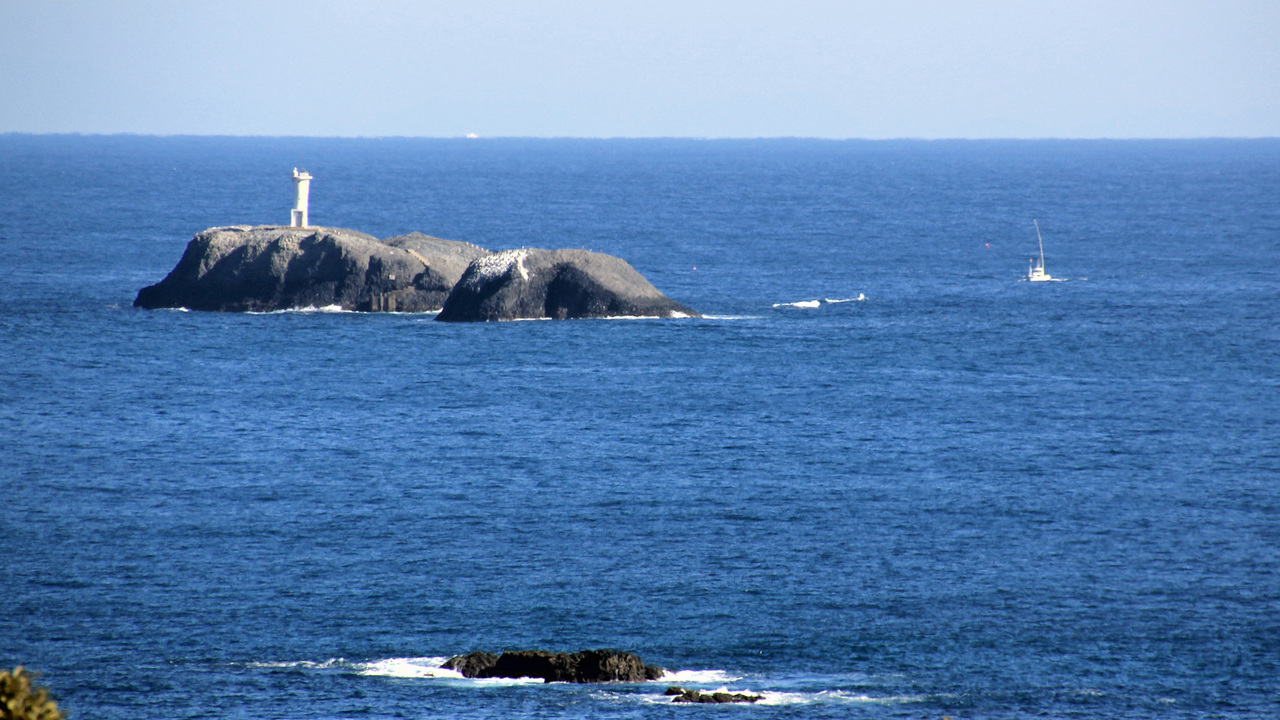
[1,135,1278,719]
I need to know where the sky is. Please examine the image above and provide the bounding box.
[1,1,1276,138]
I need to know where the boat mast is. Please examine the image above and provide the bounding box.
[1033,219,1046,270]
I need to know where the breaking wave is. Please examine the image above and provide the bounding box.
[354,657,464,679]
[633,687,929,707]
[246,304,349,314]
[242,658,931,706]
[659,669,741,684]
[773,294,866,309]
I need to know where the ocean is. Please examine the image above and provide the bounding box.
[1,135,1278,719]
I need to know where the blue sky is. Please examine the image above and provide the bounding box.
[1,1,1276,138]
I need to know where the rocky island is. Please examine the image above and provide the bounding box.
[442,649,665,683]
[134,226,698,320]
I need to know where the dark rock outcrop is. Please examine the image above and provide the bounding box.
[442,649,664,683]
[440,651,499,679]
[665,686,763,704]
[435,248,699,321]
[134,226,489,312]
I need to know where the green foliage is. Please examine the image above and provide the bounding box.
[0,667,63,720]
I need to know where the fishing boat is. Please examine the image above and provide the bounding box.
[1028,219,1052,281]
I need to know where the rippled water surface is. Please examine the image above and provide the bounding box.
[2,137,1278,718]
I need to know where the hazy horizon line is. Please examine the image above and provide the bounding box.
[4,131,1278,142]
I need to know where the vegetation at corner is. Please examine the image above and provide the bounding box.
[1,667,63,720]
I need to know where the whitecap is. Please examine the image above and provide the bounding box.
[772,300,821,308]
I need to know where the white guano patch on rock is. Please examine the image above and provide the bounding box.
[462,249,529,290]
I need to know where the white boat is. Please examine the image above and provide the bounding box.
[1028,219,1052,282]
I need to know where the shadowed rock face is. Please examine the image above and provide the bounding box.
[442,650,665,683]
[435,248,700,322]
[134,226,489,312]
[382,232,490,288]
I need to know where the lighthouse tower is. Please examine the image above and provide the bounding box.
[290,168,312,227]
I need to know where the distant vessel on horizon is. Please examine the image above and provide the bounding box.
[1027,219,1052,282]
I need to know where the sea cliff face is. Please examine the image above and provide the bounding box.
[133,226,489,312]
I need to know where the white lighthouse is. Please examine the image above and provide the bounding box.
[290,168,312,227]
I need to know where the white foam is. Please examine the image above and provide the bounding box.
[773,300,821,308]
[636,687,926,707]
[247,304,350,315]
[355,657,462,679]
[244,658,349,670]
[245,656,545,684]
[659,669,741,684]
[824,293,867,303]
[763,689,925,705]
[468,676,548,686]
[592,313,698,321]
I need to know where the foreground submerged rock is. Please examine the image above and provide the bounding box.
[442,649,665,683]
[134,226,489,312]
[435,248,699,321]
[665,686,763,704]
